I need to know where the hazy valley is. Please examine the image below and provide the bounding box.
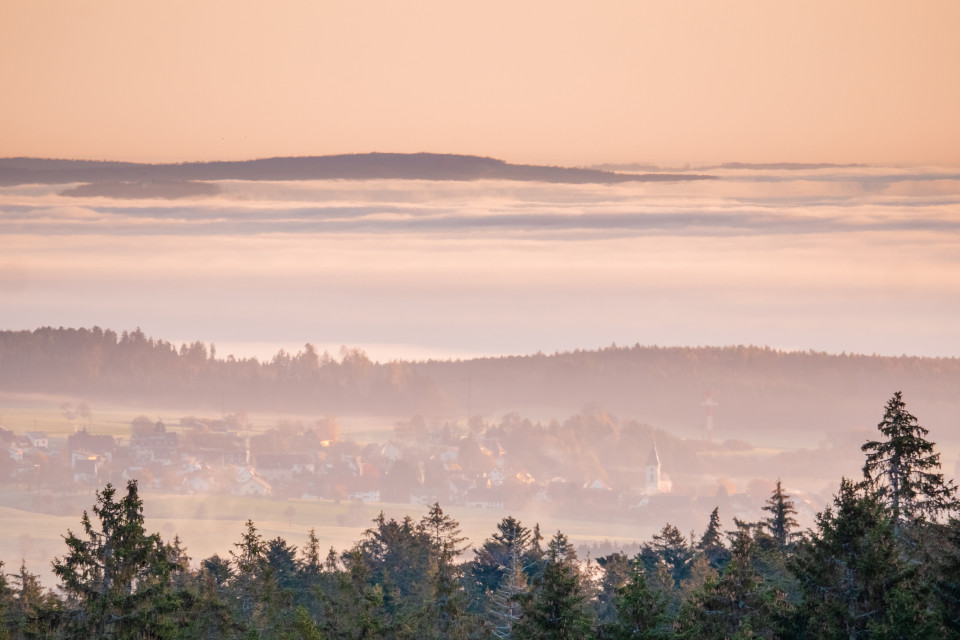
[3,327,959,580]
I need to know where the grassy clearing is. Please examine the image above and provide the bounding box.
[0,394,398,445]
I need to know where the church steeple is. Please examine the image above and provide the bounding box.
[645,441,661,493]
[646,443,660,468]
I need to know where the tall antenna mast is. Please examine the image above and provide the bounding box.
[701,391,719,442]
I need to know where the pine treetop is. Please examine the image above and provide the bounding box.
[862,391,959,528]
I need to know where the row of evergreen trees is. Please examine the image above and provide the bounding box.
[2,391,960,639]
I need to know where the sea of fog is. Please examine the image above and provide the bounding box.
[2,165,959,361]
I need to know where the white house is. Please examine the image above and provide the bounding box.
[26,432,48,449]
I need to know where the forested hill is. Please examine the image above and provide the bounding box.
[0,154,714,186]
[1,327,958,442]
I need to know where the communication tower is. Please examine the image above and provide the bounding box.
[701,392,718,441]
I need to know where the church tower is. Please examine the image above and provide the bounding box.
[645,443,662,494]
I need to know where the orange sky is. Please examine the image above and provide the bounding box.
[2,0,959,166]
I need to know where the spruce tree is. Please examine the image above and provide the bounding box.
[477,517,534,639]
[7,560,57,639]
[678,526,788,639]
[697,507,724,551]
[418,504,470,639]
[0,561,8,640]
[697,507,730,569]
[514,531,594,640]
[319,548,386,640]
[862,391,959,533]
[265,536,300,593]
[357,513,432,636]
[420,502,468,558]
[608,562,672,640]
[643,523,693,586]
[200,554,233,589]
[471,516,534,618]
[174,560,240,639]
[227,521,301,639]
[790,478,937,639]
[297,529,326,619]
[301,528,323,583]
[593,553,632,634]
[933,517,960,634]
[51,480,182,639]
[228,519,268,628]
[761,480,799,549]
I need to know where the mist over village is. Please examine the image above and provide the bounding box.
[3,1,960,638]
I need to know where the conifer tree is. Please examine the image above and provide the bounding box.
[265,536,300,593]
[471,517,534,610]
[297,529,327,619]
[229,519,268,628]
[357,512,432,636]
[325,546,339,572]
[7,560,58,639]
[172,556,240,640]
[418,504,470,639]
[320,548,386,640]
[862,391,959,533]
[227,520,300,639]
[608,561,672,640]
[200,554,233,589]
[0,561,9,640]
[529,523,545,575]
[677,525,787,639]
[642,523,693,587]
[696,507,730,569]
[51,480,181,639]
[514,531,593,640]
[933,517,960,634]
[761,479,799,549]
[290,605,324,640]
[301,528,323,583]
[790,478,937,639]
[227,526,305,640]
[475,517,534,639]
[593,553,632,634]
[420,502,468,558]
[697,507,723,551]
[679,554,718,604]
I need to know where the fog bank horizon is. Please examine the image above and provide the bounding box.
[2,164,959,360]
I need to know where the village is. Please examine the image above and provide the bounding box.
[0,411,694,522]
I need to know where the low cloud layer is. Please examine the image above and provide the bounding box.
[2,167,959,360]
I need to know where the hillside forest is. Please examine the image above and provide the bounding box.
[2,326,959,439]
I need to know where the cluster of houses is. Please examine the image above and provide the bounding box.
[0,418,672,513]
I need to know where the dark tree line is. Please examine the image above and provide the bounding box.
[0,327,446,414]
[3,327,960,433]
[3,392,960,638]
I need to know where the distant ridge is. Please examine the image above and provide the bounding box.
[592,161,868,173]
[2,326,959,443]
[0,153,715,186]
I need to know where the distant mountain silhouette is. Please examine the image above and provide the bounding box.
[0,153,715,186]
